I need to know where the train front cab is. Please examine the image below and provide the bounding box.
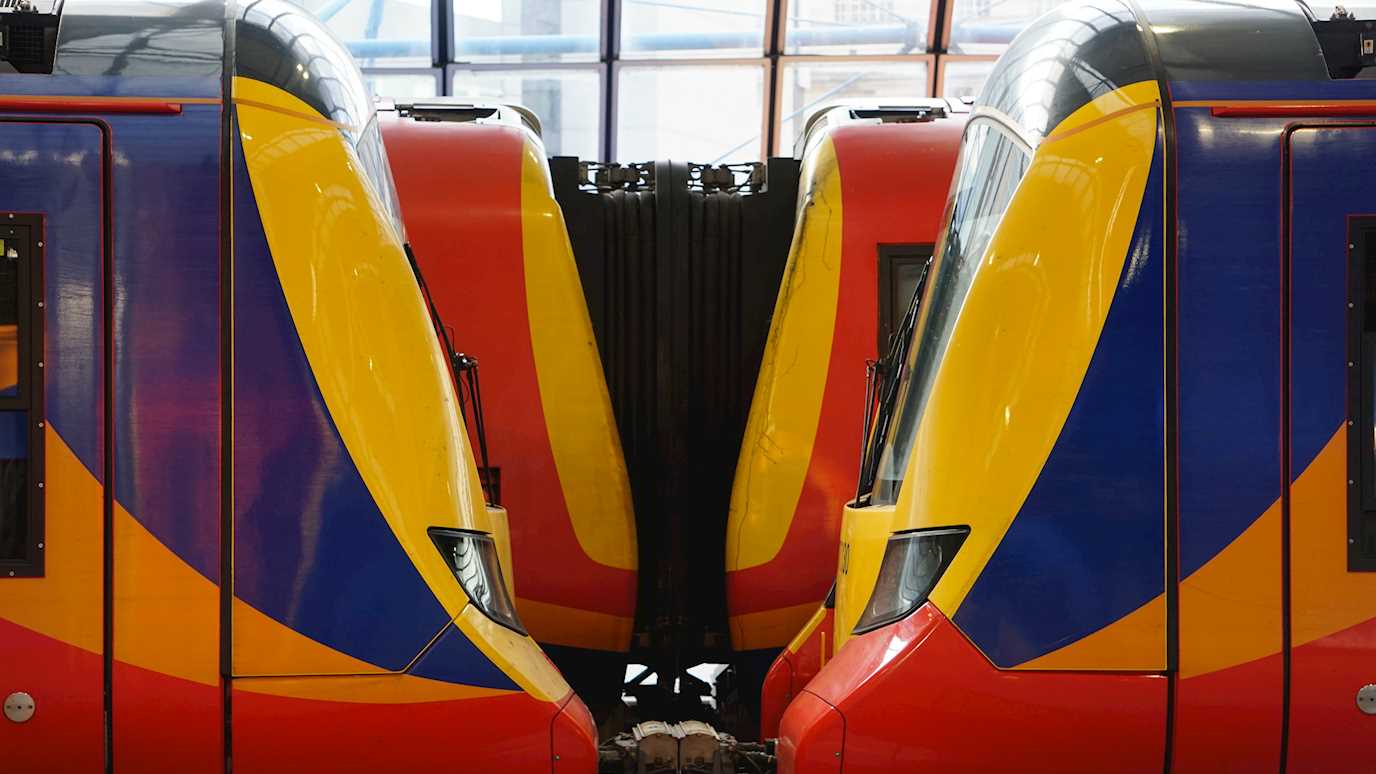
[378,102,638,715]
[735,102,966,740]
[723,102,965,734]
[780,1,1376,771]
[0,1,595,771]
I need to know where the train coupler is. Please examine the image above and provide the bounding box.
[598,720,775,774]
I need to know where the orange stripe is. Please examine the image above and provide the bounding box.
[1042,101,1159,145]
[1174,99,1376,118]
[0,94,220,114]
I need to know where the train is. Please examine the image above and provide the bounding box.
[779,0,1376,770]
[379,100,639,716]
[734,101,966,740]
[0,0,595,770]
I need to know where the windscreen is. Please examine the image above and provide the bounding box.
[871,118,1031,505]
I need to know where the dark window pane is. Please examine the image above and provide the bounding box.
[0,411,29,561]
[0,238,18,397]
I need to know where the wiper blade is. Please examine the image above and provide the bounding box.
[855,256,932,503]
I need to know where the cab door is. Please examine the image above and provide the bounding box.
[1286,125,1376,768]
[0,120,109,769]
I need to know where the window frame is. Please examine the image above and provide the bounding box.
[773,52,937,152]
[611,57,771,163]
[362,67,443,97]
[877,242,935,353]
[0,213,46,579]
[444,60,607,160]
[342,0,1020,160]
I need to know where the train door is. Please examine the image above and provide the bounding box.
[1286,125,1376,768]
[0,120,108,768]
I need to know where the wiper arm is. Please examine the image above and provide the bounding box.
[855,255,932,503]
[403,243,498,506]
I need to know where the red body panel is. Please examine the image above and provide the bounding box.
[727,118,966,630]
[777,690,844,774]
[112,660,222,771]
[381,118,635,626]
[760,605,835,739]
[1171,654,1283,773]
[552,694,600,772]
[1287,616,1376,770]
[0,618,104,771]
[233,687,566,773]
[781,604,1167,773]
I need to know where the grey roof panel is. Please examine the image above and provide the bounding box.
[54,0,224,79]
[1142,0,1328,82]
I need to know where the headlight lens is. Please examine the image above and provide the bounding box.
[429,527,527,635]
[853,526,968,635]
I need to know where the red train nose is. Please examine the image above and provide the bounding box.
[551,693,598,772]
[777,689,844,773]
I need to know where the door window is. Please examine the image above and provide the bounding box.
[1348,220,1376,570]
[0,217,43,575]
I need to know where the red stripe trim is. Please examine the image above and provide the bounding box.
[1209,103,1376,118]
[0,97,186,115]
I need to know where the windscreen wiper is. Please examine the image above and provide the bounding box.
[403,243,498,506]
[855,256,932,504]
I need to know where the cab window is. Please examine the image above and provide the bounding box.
[871,118,1031,506]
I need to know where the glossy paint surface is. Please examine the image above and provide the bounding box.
[1287,125,1376,770]
[760,600,833,739]
[726,114,963,652]
[231,76,571,704]
[381,114,637,653]
[108,102,224,769]
[1170,104,1285,771]
[832,502,892,652]
[0,120,104,768]
[783,604,1166,773]
[892,81,1166,670]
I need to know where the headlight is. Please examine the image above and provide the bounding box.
[853,526,968,635]
[429,527,527,635]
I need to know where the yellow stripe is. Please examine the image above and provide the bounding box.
[233,76,568,703]
[234,671,512,704]
[514,597,633,652]
[729,601,825,652]
[113,502,220,685]
[1019,595,1167,671]
[894,81,1160,645]
[519,134,637,572]
[833,502,896,651]
[1290,429,1376,649]
[234,96,354,131]
[0,430,103,653]
[783,603,828,655]
[727,133,844,571]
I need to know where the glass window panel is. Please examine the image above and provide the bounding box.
[785,0,932,55]
[0,240,17,398]
[364,71,440,98]
[290,0,431,67]
[616,64,765,163]
[451,68,601,160]
[939,58,995,100]
[454,0,601,63]
[619,0,766,59]
[0,412,28,561]
[779,59,929,151]
[947,0,1072,54]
